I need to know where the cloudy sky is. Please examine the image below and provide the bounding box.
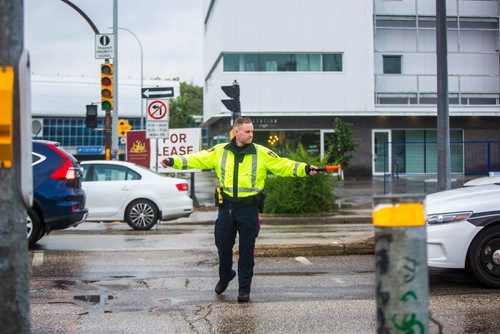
[24,0,204,85]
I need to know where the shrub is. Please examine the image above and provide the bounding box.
[263,145,335,214]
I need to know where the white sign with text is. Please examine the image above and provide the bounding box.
[151,128,202,172]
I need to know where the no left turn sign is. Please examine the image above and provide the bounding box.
[147,99,168,120]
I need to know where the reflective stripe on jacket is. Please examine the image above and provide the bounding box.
[171,140,307,199]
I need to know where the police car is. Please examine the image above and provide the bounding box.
[425,184,500,288]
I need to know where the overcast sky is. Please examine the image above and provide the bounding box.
[24,0,204,85]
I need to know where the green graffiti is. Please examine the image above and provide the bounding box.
[400,290,418,302]
[391,313,425,334]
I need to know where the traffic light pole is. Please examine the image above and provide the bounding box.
[111,0,119,159]
[0,0,31,332]
[105,110,112,160]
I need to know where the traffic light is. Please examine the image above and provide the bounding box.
[221,81,240,117]
[85,104,98,128]
[100,63,113,111]
[117,119,132,138]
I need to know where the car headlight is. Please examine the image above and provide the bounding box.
[426,211,472,225]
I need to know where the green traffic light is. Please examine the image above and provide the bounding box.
[102,101,112,110]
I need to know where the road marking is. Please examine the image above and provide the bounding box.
[32,251,44,267]
[295,256,312,266]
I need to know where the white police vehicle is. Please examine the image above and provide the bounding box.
[425,184,500,288]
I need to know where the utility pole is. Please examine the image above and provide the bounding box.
[112,0,119,159]
[0,0,31,332]
[436,0,451,191]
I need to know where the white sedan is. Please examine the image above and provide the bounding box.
[425,184,500,288]
[463,175,500,187]
[81,160,193,230]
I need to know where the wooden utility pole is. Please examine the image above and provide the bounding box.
[0,0,31,332]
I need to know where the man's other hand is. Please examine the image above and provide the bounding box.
[161,157,174,168]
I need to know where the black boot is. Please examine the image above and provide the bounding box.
[237,291,250,303]
[215,270,236,295]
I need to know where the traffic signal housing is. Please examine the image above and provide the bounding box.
[85,104,98,129]
[100,63,113,111]
[221,82,240,117]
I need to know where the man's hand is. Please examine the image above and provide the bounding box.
[309,165,319,176]
[161,157,174,168]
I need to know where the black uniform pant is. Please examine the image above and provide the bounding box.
[214,201,260,294]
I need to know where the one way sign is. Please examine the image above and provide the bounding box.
[141,87,174,99]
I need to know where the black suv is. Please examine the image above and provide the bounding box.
[29,141,88,246]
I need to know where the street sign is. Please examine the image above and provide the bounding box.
[141,87,174,99]
[95,34,114,59]
[146,99,169,139]
[77,146,103,154]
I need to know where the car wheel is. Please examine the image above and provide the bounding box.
[468,224,500,288]
[125,199,159,230]
[27,209,42,247]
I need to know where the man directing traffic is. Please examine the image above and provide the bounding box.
[161,117,318,302]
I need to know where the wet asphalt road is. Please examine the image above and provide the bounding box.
[30,224,500,333]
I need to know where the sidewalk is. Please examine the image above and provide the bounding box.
[168,176,377,257]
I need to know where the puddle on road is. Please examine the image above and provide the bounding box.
[74,294,116,315]
[73,294,114,305]
[256,272,328,277]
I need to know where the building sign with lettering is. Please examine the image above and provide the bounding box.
[126,130,150,168]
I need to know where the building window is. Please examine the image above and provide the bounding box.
[223,53,343,72]
[323,54,342,72]
[383,55,402,74]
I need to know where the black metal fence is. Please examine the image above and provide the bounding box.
[383,141,500,194]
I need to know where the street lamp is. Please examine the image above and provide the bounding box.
[114,27,145,129]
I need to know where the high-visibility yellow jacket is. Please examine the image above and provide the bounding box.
[171,139,308,199]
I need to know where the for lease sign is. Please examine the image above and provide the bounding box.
[151,128,201,172]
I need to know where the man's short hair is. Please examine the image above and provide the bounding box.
[234,117,253,129]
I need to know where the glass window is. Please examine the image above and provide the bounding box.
[94,165,128,181]
[223,53,341,72]
[223,54,239,72]
[383,55,402,74]
[259,54,296,72]
[297,54,321,71]
[376,18,416,28]
[242,54,259,71]
[323,54,342,72]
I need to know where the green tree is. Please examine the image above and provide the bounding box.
[168,81,203,128]
[331,117,358,168]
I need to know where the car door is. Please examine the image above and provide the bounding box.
[82,163,141,220]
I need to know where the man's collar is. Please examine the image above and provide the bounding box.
[225,137,256,154]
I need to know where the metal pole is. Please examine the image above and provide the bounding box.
[112,0,119,159]
[0,0,30,332]
[436,0,451,190]
[116,27,144,130]
[373,194,429,334]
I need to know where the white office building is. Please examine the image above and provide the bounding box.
[202,0,500,176]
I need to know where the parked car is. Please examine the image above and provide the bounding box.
[425,184,500,288]
[30,141,88,246]
[80,160,193,230]
[463,175,500,187]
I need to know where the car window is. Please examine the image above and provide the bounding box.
[93,164,141,181]
[81,164,90,181]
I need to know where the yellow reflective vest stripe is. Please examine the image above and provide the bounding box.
[171,142,307,198]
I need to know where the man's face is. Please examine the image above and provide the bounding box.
[235,122,254,146]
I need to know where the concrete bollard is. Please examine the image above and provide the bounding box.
[373,194,428,334]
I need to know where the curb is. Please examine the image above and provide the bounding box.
[234,235,375,257]
[168,215,372,226]
[261,215,372,225]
